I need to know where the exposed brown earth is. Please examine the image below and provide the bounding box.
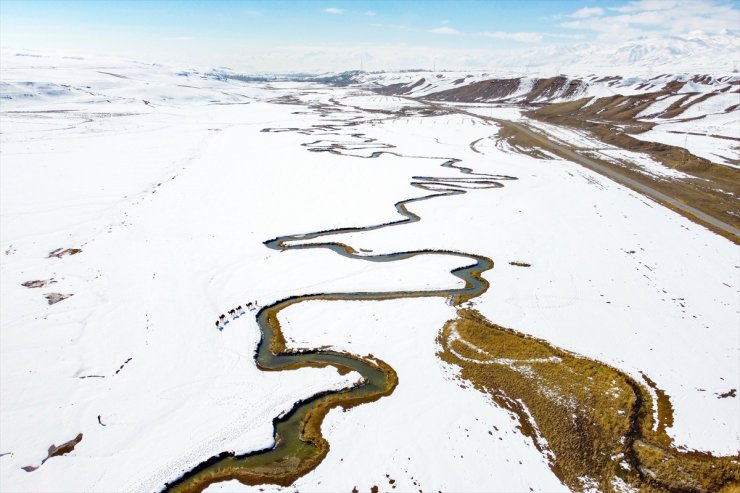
[422,76,588,104]
[494,123,556,160]
[527,76,586,102]
[425,77,521,102]
[21,279,56,288]
[44,292,72,305]
[22,433,83,472]
[376,78,427,96]
[48,247,82,258]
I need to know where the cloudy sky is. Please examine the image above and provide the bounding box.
[1,0,738,72]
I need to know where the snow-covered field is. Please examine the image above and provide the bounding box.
[1,51,738,492]
[354,69,739,173]
[632,92,740,168]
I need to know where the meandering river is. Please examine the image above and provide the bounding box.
[164,108,516,492]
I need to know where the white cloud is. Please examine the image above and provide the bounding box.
[364,10,376,16]
[429,26,461,35]
[324,7,344,14]
[561,0,738,40]
[6,0,734,74]
[570,7,604,18]
[428,25,547,43]
[483,31,543,43]
[609,0,678,13]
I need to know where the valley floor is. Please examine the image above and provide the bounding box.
[1,54,738,492]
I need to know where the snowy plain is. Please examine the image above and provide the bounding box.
[284,106,740,456]
[1,51,738,493]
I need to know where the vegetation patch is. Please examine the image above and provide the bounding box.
[437,309,740,492]
[165,295,398,493]
[509,261,531,267]
[495,124,554,160]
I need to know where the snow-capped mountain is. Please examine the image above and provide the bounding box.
[488,31,739,75]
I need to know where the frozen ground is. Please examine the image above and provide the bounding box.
[284,103,740,457]
[1,51,738,492]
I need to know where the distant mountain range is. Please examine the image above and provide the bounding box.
[227,30,737,78]
[219,31,739,86]
[497,30,740,75]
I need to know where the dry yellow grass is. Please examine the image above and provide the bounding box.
[437,309,740,492]
[166,299,399,493]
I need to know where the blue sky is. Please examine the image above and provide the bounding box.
[1,0,738,71]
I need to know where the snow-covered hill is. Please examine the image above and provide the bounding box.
[347,71,739,104]
[0,49,256,111]
[336,68,739,169]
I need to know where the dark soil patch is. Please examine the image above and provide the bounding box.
[22,279,56,288]
[48,248,82,258]
[22,433,82,472]
[509,261,531,267]
[44,293,73,305]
